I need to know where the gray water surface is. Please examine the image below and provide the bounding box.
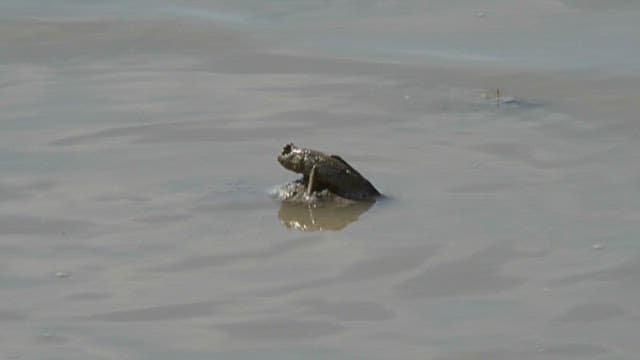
[1,1,639,359]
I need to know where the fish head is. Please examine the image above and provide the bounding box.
[277,143,306,173]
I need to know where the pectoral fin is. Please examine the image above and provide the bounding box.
[306,164,318,196]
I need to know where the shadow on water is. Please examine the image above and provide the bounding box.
[278,201,374,232]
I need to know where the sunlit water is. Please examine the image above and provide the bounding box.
[1,1,640,359]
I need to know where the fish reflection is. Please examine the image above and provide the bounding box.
[278,201,374,231]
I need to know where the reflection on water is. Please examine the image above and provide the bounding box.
[278,201,374,231]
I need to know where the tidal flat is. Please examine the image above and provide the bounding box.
[1,1,639,359]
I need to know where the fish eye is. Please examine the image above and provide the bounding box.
[282,144,293,155]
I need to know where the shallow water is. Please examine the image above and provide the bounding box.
[1,1,640,359]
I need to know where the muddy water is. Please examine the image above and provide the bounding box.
[1,1,640,359]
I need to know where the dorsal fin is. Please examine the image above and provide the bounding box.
[330,155,362,176]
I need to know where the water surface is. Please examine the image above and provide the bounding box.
[1,1,639,359]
